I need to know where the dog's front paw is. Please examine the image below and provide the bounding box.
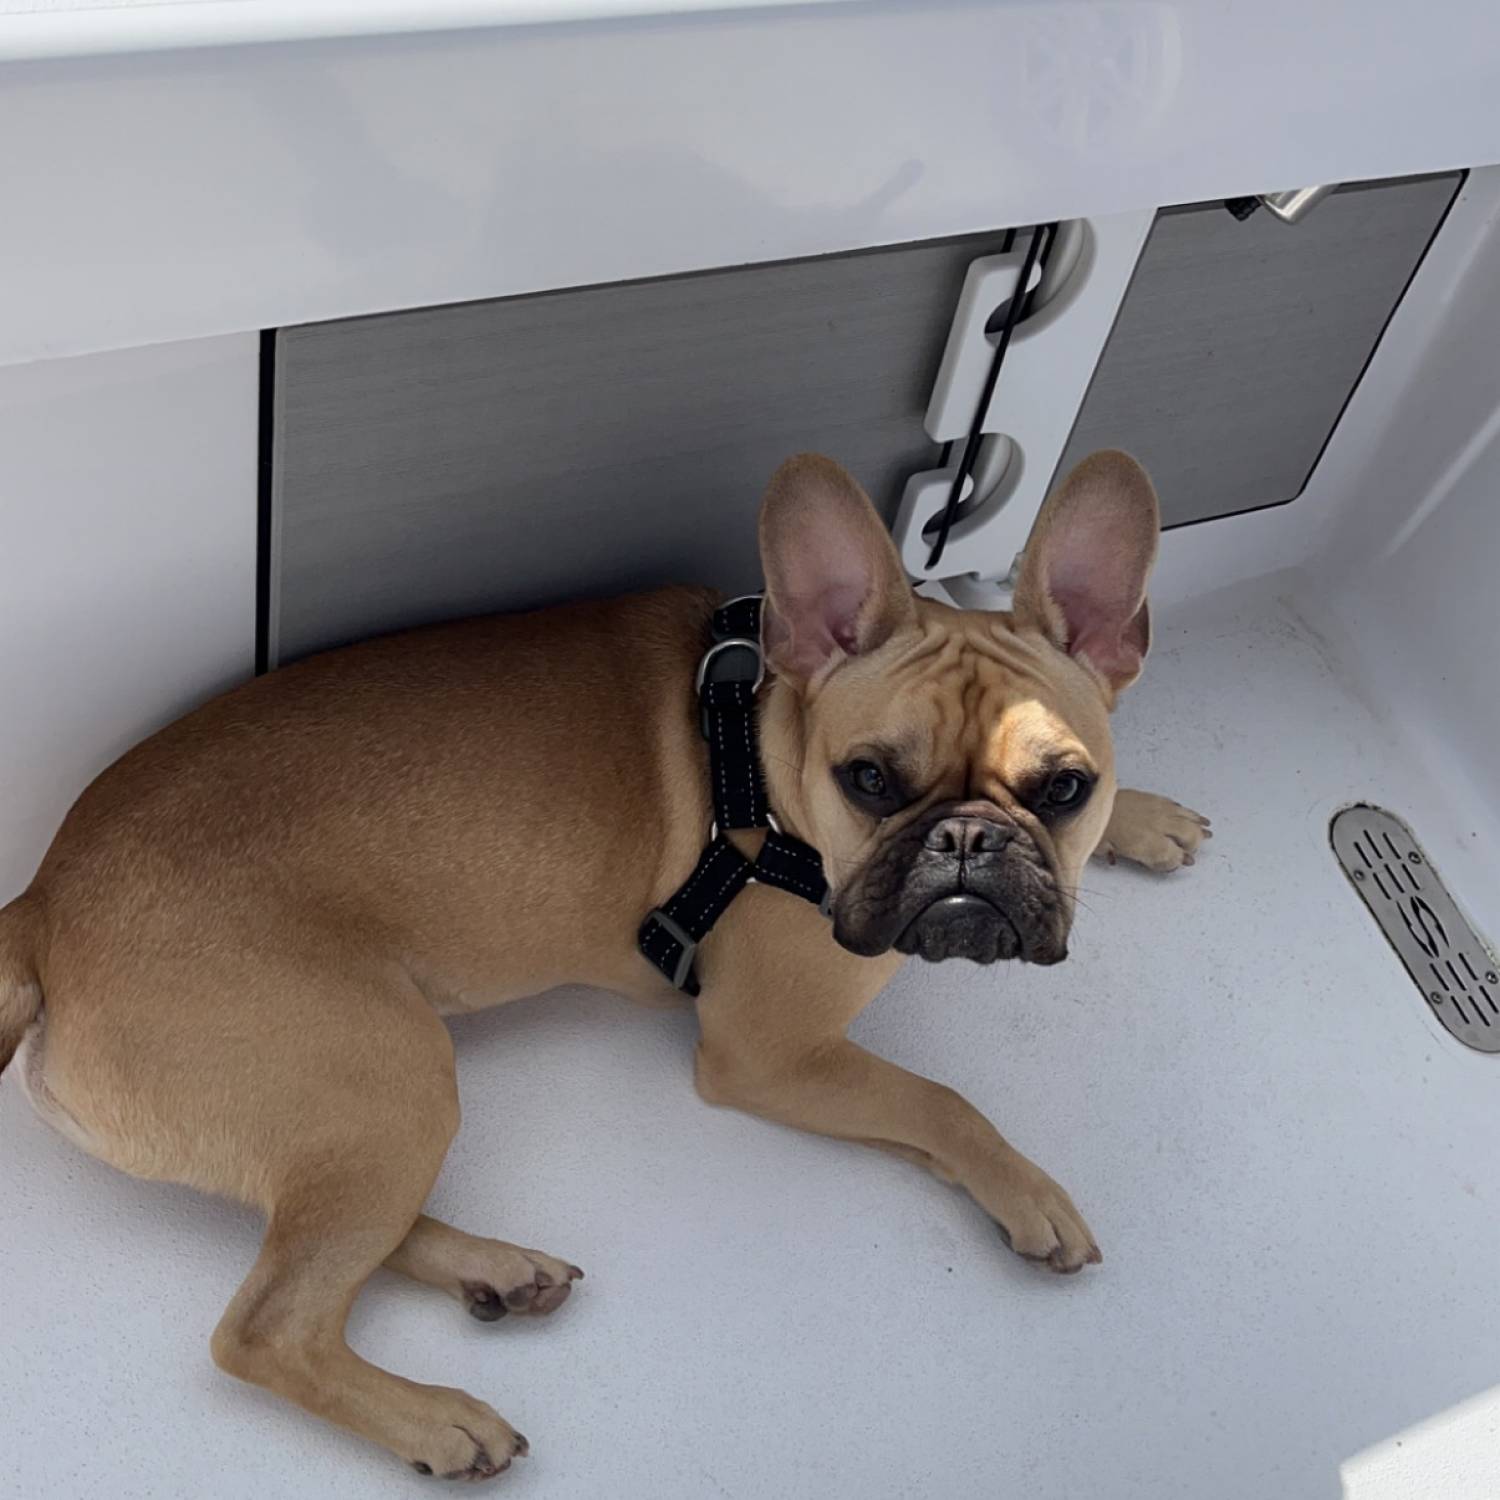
[1095,788,1211,873]
[990,1166,1102,1275]
[404,1388,528,1480]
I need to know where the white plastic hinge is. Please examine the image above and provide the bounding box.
[893,209,1155,586]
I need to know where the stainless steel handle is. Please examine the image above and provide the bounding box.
[1260,184,1337,225]
[1223,183,1339,226]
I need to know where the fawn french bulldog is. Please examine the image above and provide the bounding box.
[0,450,1206,1478]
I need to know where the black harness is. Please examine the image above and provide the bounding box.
[637,595,829,996]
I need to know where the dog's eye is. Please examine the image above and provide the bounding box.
[850,761,887,799]
[1044,770,1092,810]
[837,758,903,815]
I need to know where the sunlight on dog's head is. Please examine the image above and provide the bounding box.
[757,451,1159,966]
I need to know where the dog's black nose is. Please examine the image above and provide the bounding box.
[925,817,1011,857]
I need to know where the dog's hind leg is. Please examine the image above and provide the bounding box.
[211,1164,528,1478]
[27,919,539,1474]
[203,988,530,1479]
[385,1215,583,1322]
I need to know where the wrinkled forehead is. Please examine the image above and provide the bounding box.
[812,614,1112,781]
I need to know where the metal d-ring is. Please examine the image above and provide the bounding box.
[695,637,764,695]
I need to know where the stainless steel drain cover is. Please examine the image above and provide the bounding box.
[1331,805,1500,1053]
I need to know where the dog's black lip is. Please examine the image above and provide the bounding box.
[894,892,1025,963]
[896,892,1005,947]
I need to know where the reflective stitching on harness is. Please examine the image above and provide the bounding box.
[642,922,677,967]
[638,595,828,993]
[768,841,820,871]
[707,866,751,907]
[742,706,759,825]
[667,841,736,915]
[714,711,729,826]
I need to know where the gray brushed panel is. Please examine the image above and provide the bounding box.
[272,237,1000,662]
[1056,173,1461,529]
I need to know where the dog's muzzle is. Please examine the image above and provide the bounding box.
[832,806,1068,966]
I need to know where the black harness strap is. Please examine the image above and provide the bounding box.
[638,596,829,996]
[638,836,754,993]
[699,678,766,832]
[750,826,828,904]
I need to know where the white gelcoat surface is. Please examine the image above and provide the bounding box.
[2,0,861,58]
[1343,1386,1500,1500]
[3,0,1500,366]
[0,335,258,902]
[2,582,1497,1500]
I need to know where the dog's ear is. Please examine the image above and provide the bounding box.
[759,454,917,682]
[1011,450,1159,699]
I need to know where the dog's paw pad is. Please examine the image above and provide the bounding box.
[462,1250,583,1321]
[461,1284,508,1322]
